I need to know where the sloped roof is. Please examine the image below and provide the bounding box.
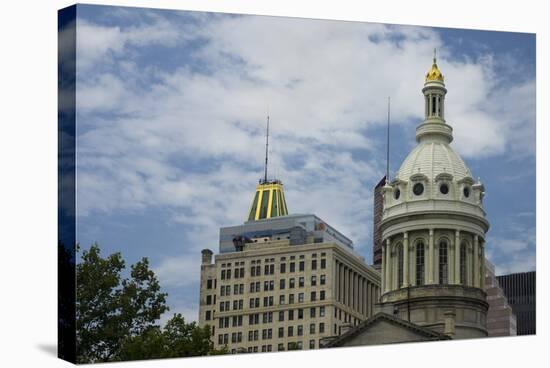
[325,312,450,347]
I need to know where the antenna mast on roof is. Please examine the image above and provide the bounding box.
[264,115,270,183]
[386,96,391,184]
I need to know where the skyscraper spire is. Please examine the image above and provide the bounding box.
[264,115,269,184]
[246,114,289,221]
[386,96,391,184]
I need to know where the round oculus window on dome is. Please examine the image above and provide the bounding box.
[413,183,424,196]
[463,186,471,198]
[439,183,449,195]
[394,188,401,200]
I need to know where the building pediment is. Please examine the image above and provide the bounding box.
[324,312,450,348]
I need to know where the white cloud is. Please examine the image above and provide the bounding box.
[74,12,535,283]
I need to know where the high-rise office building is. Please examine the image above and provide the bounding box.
[372,176,386,270]
[496,271,536,335]
[198,158,380,353]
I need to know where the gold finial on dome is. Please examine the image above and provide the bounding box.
[425,48,444,82]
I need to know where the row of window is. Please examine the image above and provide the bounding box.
[393,183,472,200]
[217,254,328,281]
[217,306,327,329]
[219,299,244,312]
[395,240,475,286]
[241,323,326,343]
[247,290,326,309]
[220,284,245,296]
[218,315,244,328]
[220,261,245,268]
[228,340,316,353]
[220,267,245,280]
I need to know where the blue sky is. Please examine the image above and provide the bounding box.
[72,4,536,323]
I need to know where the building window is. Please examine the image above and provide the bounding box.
[289,309,294,320]
[299,261,305,271]
[205,311,211,320]
[226,269,231,280]
[289,278,295,288]
[289,294,295,304]
[310,307,316,318]
[298,325,303,336]
[312,260,317,270]
[206,295,212,305]
[397,243,404,288]
[298,308,304,319]
[280,279,286,290]
[288,326,294,337]
[319,323,325,333]
[439,239,449,284]
[207,279,213,289]
[311,291,317,302]
[278,343,284,351]
[320,306,325,317]
[309,340,315,349]
[321,259,326,269]
[416,241,425,286]
[278,327,284,338]
[290,262,295,272]
[311,275,317,286]
[320,274,326,285]
[320,290,326,300]
[310,323,316,334]
[279,311,284,321]
[299,277,305,287]
[413,182,424,196]
[221,270,226,280]
[280,263,286,273]
[440,183,449,195]
[298,293,304,303]
[279,295,285,305]
[264,281,269,291]
[460,241,467,284]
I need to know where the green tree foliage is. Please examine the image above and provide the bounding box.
[117,314,218,361]
[76,244,220,363]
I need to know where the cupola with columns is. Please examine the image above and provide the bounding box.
[377,51,490,339]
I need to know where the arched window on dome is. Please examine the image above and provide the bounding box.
[416,241,425,286]
[439,239,449,284]
[460,241,467,284]
[397,243,404,288]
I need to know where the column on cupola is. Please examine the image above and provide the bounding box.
[480,240,486,290]
[385,239,392,292]
[428,229,435,284]
[381,245,385,292]
[448,234,454,285]
[454,230,461,284]
[473,235,480,288]
[403,232,409,287]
